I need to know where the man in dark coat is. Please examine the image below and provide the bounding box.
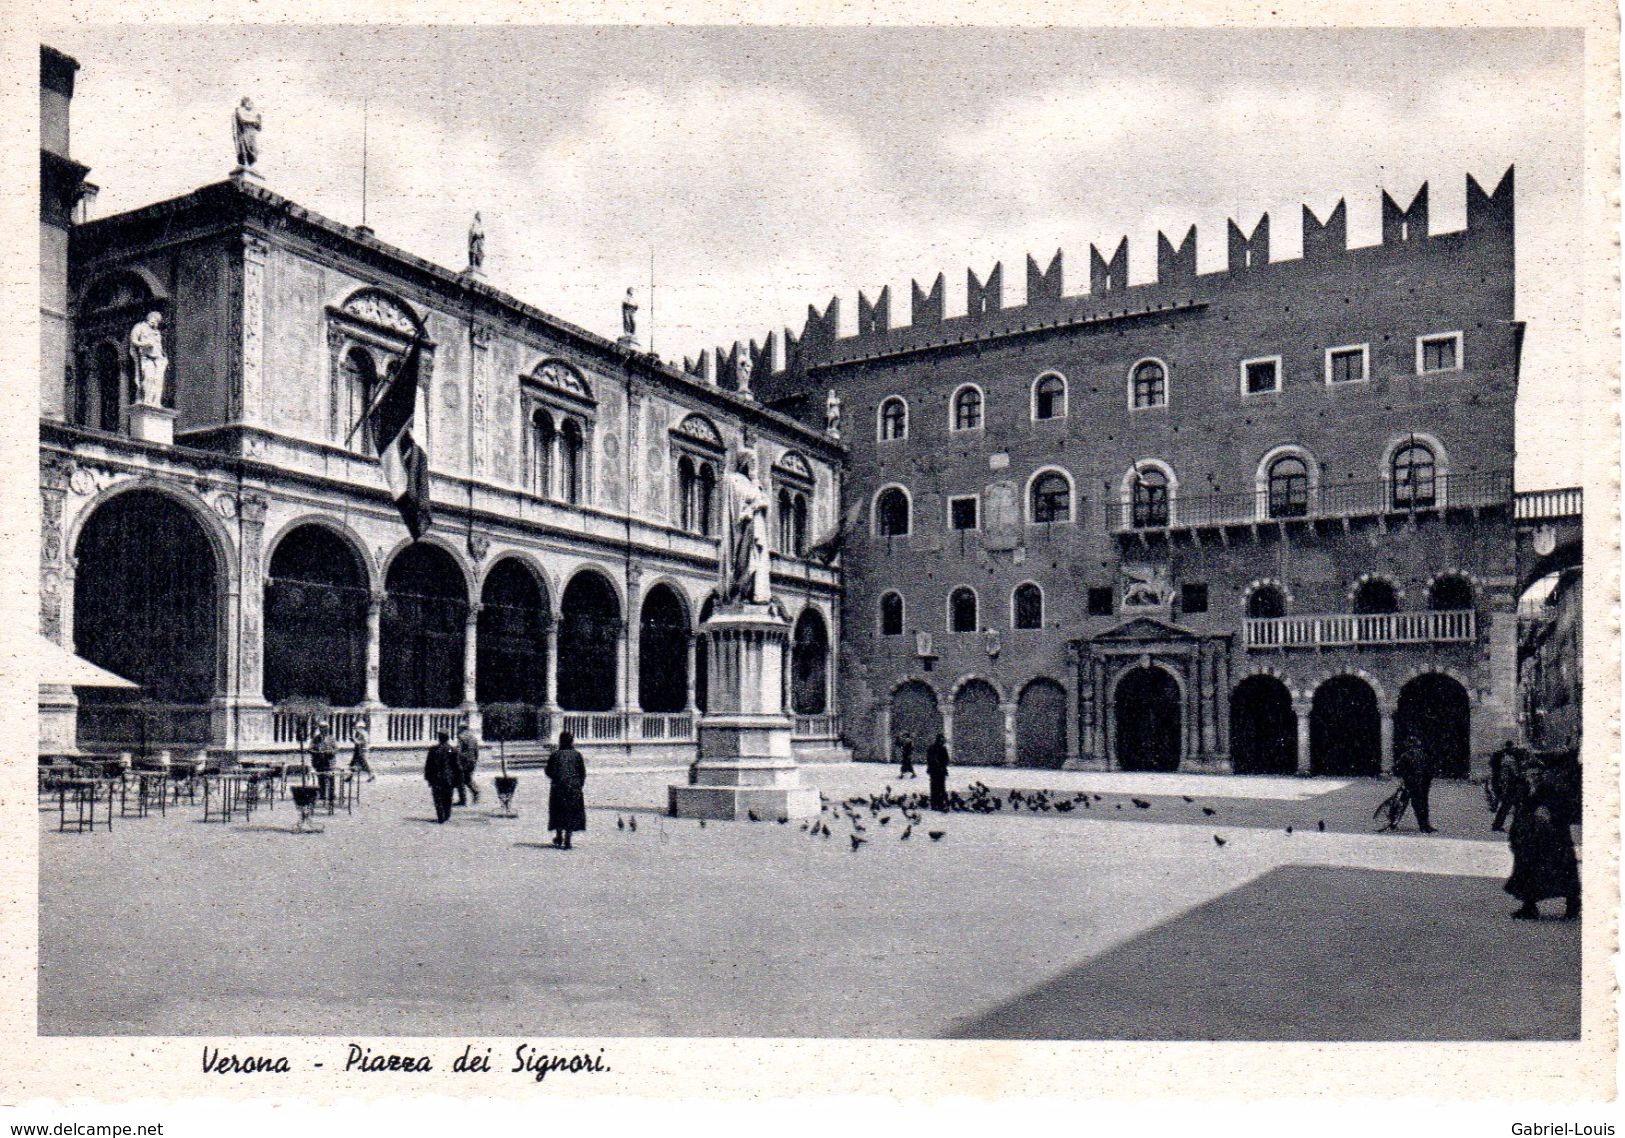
[896,731,917,779]
[925,731,950,813]
[1392,734,1437,833]
[424,730,460,824]
[309,723,339,806]
[1488,742,1522,831]
[455,721,481,806]
[1505,762,1580,919]
[545,729,588,849]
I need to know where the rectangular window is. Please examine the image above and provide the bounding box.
[1417,332,1462,374]
[948,495,979,531]
[1325,345,1369,385]
[1181,583,1209,614]
[1241,356,1281,395]
[1087,586,1114,616]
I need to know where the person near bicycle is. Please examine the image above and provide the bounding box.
[1392,733,1437,834]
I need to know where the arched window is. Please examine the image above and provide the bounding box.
[1029,470,1072,524]
[1352,578,1399,615]
[697,463,717,536]
[878,397,908,441]
[342,347,380,454]
[952,385,983,431]
[531,408,557,497]
[879,591,905,636]
[1246,583,1287,619]
[559,419,585,505]
[875,487,910,537]
[949,587,978,633]
[1267,455,1310,519]
[1013,583,1043,630]
[1429,574,1475,611]
[1391,443,1437,509]
[1131,467,1170,528]
[776,488,808,554]
[1131,360,1167,409]
[1033,373,1066,420]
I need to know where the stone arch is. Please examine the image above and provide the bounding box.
[1243,579,1291,619]
[947,585,980,633]
[1111,663,1182,771]
[67,479,237,594]
[1395,672,1472,778]
[949,382,985,432]
[791,606,830,715]
[1349,572,1404,613]
[1310,674,1382,776]
[265,513,379,595]
[1025,466,1075,525]
[79,265,169,309]
[476,556,552,712]
[1127,356,1171,409]
[1427,572,1477,611]
[72,487,227,740]
[337,286,426,337]
[558,567,623,712]
[1254,444,1320,519]
[381,541,471,709]
[1030,370,1068,421]
[1015,677,1067,769]
[1119,459,1178,528]
[876,395,909,441]
[639,581,691,713]
[381,534,477,602]
[1230,673,1297,775]
[952,676,1004,767]
[873,483,912,537]
[474,548,557,613]
[264,521,371,707]
[890,678,941,751]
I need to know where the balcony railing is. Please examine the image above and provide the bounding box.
[794,713,843,739]
[1116,470,1513,534]
[1244,609,1476,650]
[1514,487,1583,521]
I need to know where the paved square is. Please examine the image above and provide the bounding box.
[38,764,1578,1039]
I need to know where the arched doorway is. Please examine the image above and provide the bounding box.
[558,571,620,711]
[953,679,1003,766]
[381,544,468,708]
[1310,675,1381,776]
[890,680,940,751]
[638,585,689,713]
[791,609,829,715]
[1016,678,1066,768]
[1395,673,1471,778]
[73,489,221,744]
[476,559,550,708]
[1114,666,1180,771]
[264,524,367,706]
[1230,674,1296,775]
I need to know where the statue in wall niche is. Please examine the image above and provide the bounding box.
[825,389,842,438]
[722,451,771,605]
[468,213,485,272]
[233,97,262,171]
[128,311,168,407]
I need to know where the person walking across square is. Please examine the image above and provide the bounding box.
[896,731,917,779]
[350,718,375,782]
[1393,734,1437,833]
[424,730,460,824]
[455,721,481,806]
[309,722,338,806]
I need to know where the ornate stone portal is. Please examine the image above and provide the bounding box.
[669,451,820,821]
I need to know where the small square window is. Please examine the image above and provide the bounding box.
[949,496,978,531]
[1326,345,1369,385]
[1418,333,1461,374]
[1242,357,1281,395]
[1087,587,1115,616]
[1181,583,1209,614]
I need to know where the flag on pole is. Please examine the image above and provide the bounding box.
[366,338,433,540]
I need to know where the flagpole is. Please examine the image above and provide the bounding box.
[344,333,419,447]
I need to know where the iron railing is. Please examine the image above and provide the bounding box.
[1244,609,1476,649]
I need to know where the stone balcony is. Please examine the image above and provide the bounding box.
[1243,609,1477,650]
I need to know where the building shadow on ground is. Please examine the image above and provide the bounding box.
[948,865,1580,1041]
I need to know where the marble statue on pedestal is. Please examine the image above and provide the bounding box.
[233,98,261,171]
[825,389,842,438]
[723,452,771,604]
[128,312,168,407]
[620,288,638,344]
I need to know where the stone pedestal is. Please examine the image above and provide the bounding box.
[38,683,79,755]
[669,602,820,821]
[129,403,176,445]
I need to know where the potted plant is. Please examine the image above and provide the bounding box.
[482,701,528,818]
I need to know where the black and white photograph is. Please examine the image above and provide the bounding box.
[5,2,1619,1122]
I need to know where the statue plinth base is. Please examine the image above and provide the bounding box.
[230,166,265,184]
[617,334,640,350]
[463,266,486,281]
[129,403,176,445]
[668,601,820,821]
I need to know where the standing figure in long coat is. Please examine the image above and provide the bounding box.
[546,730,588,849]
[1505,763,1581,920]
[423,730,461,824]
[925,732,951,813]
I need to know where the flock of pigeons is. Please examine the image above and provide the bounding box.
[611,781,1333,850]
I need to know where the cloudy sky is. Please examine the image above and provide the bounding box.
[47,25,1587,486]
